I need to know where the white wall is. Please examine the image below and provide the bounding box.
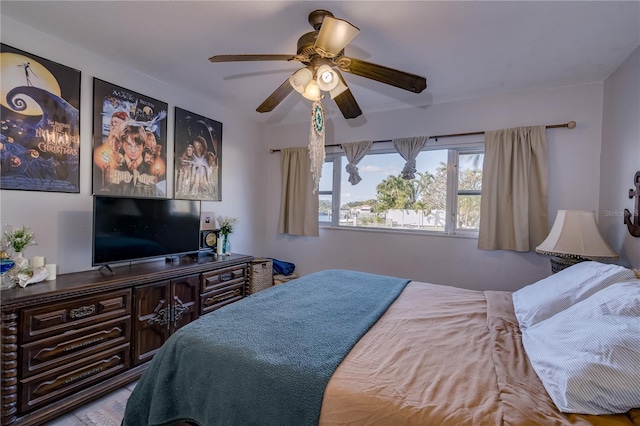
[265,83,607,291]
[4,16,630,288]
[0,17,268,275]
[600,46,640,269]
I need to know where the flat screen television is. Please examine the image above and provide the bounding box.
[92,196,201,267]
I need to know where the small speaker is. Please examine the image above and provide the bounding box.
[200,229,220,251]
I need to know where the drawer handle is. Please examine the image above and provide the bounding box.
[69,305,96,319]
[148,308,169,327]
[31,355,121,396]
[204,289,242,306]
[33,327,123,361]
[172,298,189,324]
[220,272,233,282]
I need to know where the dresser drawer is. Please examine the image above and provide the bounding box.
[201,282,245,314]
[20,343,130,413]
[201,264,247,293]
[21,289,132,343]
[21,316,131,378]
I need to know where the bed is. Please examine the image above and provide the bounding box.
[123,265,640,426]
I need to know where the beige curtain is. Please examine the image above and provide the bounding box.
[393,136,429,179]
[342,140,373,185]
[478,126,548,251]
[278,147,319,236]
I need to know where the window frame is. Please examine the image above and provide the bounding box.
[320,140,484,237]
[449,147,484,236]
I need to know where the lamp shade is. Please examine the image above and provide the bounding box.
[536,210,618,259]
[316,65,339,91]
[289,67,313,94]
[301,80,321,101]
[314,16,360,58]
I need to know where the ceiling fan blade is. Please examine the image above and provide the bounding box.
[209,54,297,63]
[335,57,427,93]
[331,73,362,119]
[256,78,295,113]
[314,16,360,58]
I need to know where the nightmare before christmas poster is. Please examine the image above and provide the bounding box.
[174,106,222,201]
[92,78,168,198]
[0,44,81,193]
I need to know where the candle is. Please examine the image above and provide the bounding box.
[32,256,45,268]
[45,264,56,281]
[216,240,223,256]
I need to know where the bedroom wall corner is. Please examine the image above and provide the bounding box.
[600,46,640,269]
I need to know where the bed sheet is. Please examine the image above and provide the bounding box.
[319,282,638,426]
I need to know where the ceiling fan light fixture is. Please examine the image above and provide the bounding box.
[289,67,313,94]
[302,80,321,101]
[314,16,360,58]
[316,65,339,91]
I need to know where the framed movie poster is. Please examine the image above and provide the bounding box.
[92,78,168,198]
[0,44,81,193]
[174,107,222,201]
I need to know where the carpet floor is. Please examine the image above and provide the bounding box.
[80,396,127,426]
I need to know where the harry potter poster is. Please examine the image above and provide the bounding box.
[92,78,168,198]
[0,44,81,193]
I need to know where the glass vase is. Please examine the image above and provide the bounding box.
[222,235,231,256]
[0,258,16,290]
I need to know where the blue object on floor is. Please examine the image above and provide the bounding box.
[270,258,296,275]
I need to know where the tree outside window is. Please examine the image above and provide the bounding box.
[320,145,483,235]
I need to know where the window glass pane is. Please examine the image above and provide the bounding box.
[457,194,481,229]
[319,194,332,223]
[339,150,447,231]
[458,153,483,191]
[318,161,333,192]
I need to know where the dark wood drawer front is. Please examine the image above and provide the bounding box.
[202,264,246,293]
[20,343,130,413]
[21,316,131,378]
[201,282,245,314]
[21,289,132,343]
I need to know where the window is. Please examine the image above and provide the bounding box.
[318,161,334,224]
[319,142,483,235]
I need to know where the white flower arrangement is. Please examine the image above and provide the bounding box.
[217,216,239,236]
[4,225,36,253]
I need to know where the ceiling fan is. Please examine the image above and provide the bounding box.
[209,9,427,119]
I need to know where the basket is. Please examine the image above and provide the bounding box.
[249,258,273,294]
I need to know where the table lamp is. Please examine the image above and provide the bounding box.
[535,210,618,273]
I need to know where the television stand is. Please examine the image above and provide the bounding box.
[98,264,114,275]
[0,254,253,426]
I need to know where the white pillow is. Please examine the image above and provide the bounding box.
[522,281,640,415]
[512,261,635,330]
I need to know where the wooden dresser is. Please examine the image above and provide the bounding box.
[0,254,252,426]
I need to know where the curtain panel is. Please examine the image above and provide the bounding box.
[478,126,548,251]
[342,140,373,185]
[278,147,319,236]
[392,136,429,179]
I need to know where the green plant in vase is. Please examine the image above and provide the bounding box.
[217,216,238,256]
[4,225,36,258]
[1,225,36,289]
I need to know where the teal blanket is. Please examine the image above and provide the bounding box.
[123,269,409,426]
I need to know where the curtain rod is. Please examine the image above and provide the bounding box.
[269,120,576,153]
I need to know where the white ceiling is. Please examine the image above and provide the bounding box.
[2,1,639,125]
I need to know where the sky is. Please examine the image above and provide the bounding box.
[321,149,448,204]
